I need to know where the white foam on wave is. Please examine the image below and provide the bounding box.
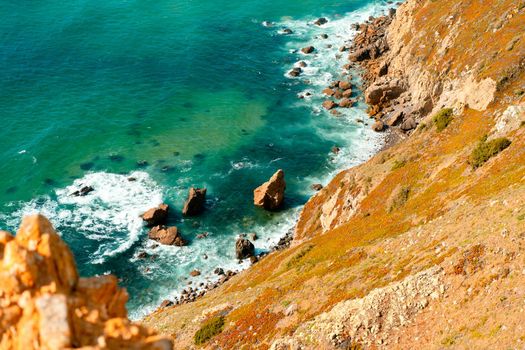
[276,1,394,190]
[2,171,163,265]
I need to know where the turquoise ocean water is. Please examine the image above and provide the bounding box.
[0,0,393,318]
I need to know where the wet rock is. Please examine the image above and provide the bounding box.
[137,252,148,259]
[339,98,353,108]
[331,146,341,154]
[182,187,207,216]
[197,232,209,239]
[141,204,169,227]
[190,270,201,277]
[314,17,328,26]
[160,300,173,308]
[250,256,259,264]
[297,61,307,67]
[342,89,353,98]
[148,225,186,246]
[235,238,255,260]
[323,88,335,96]
[281,28,293,35]
[322,100,337,110]
[338,81,352,90]
[254,169,286,210]
[289,67,302,77]
[320,33,328,39]
[301,46,315,54]
[214,267,225,275]
[372,120,386,132]
[71,185,94,197]
[311,183,323,191]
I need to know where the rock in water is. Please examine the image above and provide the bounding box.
[301,46,315,54]
[235,238,255,260]
[148,225,186,246]
[0,215,172,349]
[253,169,286,210]
[141,203,169,227]
[182,187,207,216]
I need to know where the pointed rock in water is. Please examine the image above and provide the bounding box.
[182,187,207,216]
[141,204,169,227]
[253,169,286,210]
[148,225,186,246]
[314,17,328,26]
[235,238,255,260]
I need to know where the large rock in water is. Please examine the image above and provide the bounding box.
[148,225,186,246]
[253,169,286,210]
[141,203,169,227]
[235,238,255,260]
[0,215,173,349]
[182,187,207,216]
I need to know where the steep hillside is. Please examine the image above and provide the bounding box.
[143,0,524,348]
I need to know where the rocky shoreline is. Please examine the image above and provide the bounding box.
[150,7,405,311]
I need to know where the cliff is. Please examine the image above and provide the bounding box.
[143,0,524,348]
[3,0,524,349]
[0,215,172,350]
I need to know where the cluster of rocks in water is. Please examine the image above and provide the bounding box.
[137,170,290,308]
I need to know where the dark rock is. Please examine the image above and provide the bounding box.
[320,33,328,39]
[314,17,328,26]
[249,233,258,241]
[160,300,173,308]
[250,256,259,264]
[281,28,293,35]
[141,204,169,227]
[311,184,323,191]
[182,187,207,216]
[72,186,94,197]
[235,238,255,260]
[400,117,417,131]
[331,146,341,154]
[301,46,315,54]
[289,67,302,77]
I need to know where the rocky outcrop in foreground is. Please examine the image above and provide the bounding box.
[0,215,172,350]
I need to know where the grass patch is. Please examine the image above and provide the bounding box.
[432,108,454,132]
[388,186,410,212]
[469,136,511,169]
[518,213,525,221]
[287,244,314,268]
[194,316,225,345]
[391,159,407,170]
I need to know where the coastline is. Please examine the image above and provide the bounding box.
[149,2,401,313]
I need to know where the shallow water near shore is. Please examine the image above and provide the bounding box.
[0,0,394,318]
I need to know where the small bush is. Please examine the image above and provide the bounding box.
[287,244,313,268]
[432,108,454,132]
[391,159,406,170]
[470,137,511,169]
[388,186,410,212]
[194,316,225,345]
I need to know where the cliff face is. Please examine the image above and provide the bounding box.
[0,215,172,350]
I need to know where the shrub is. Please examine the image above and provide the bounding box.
[287,244,314,268]
[432,108,454,132]
[388,186,410,212]
[391,159,406,170]
[194,316,225,345]
[470,136,511,169]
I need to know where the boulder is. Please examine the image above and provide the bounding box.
[320,33,328,39]
[249,233,258,241]
[314,17,328,26]
[311,183,323,191]
[339,98,353,108]
[148,225,186,246]
[281,28,293,35]
[254,169,286,210]
[297,61,307,67]
[387,110,404,126]
[72,186,94,197]
[141,204,169,227]
[365,77,406,105]
[289,67,302,77]
[333,90,343,99]
[331,146,341,154]
[182,187,207,216]
[349,47,371,62]
[235,238,255,260]
[301,46,315,54]
[322,100,337,110]
[342,89,353,98]
[338,81,352,90]
[400,117,417,131]
[322,88,335,96]
[372,120,385,132]
[190,270,201,277]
